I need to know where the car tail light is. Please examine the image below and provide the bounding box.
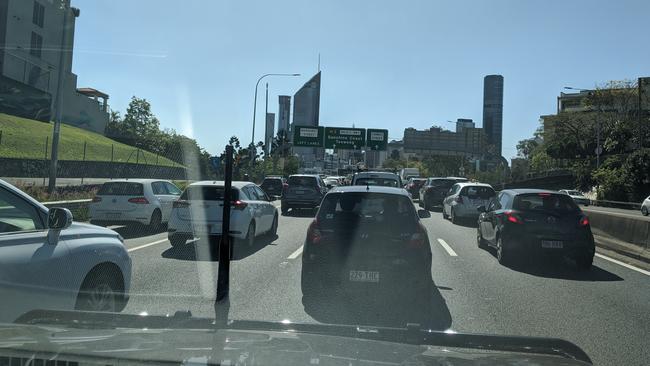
[232,200,248,210]
[91,196,102,203]
[173,200,190,208]
[128,197,149,204]
[408,224,427,248]
[579,215,590,227]
[455,196,464,204]
[504,210,523,224]
[307,219,322,244]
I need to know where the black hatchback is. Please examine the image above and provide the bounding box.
[477,189,595,270]
[260,176,286,198]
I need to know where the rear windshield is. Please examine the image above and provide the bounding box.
[181,186,239,201]
[513,193,579,213]
[429,179,456,188]
[566,190,583,196]
[354,178,399,187]
[288,176,317,186]
[318,192,416,226]
[261,179,282,187]
[460,186,496,199]
[98,182,144,196]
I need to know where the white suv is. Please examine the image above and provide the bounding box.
[642,196,650,216]
[167,181,278,247]
[443,182,496,224]
[351,171,402,187]
[89,179,182,230]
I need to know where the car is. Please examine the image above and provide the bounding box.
[326,176,345,186]
[0,179,131,322]
[351,171,402,187]
[323,177,340,189]
[404,177,427,200]
[642,196,650,216]
[89,179,182,230]
[281,174,328,215]
[559,189,590,206]
[476,189,595,270]
[167,181,278,248]
[301,185,432,306]
[442,182,496,224]
[260,176,287,198]
[419,177,469,210]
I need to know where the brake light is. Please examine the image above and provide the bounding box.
[173,200,190,208]
[579,215,590,227]
[232,200,248,210]
[504,210,523,224]
[128,197,149,204]
[455,196,464,204]
[538,193,551,197]
[408,224,427,248]
[307,219,322,244]
[91,196,102,203]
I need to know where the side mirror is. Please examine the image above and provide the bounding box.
[48,208,73,230]
[417,209,431,219]
[477,205,486,213]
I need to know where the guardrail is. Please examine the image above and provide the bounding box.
[588,199,642,211]
[42,199,92,221]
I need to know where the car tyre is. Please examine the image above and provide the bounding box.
[496,235,513,266]
[451,208,458,224]
[477,227,487,249]
[442,207,448,219]
[575,254,593,271]
[75,270,122,312]
[642,206,649,216]
[241,221,255,247]
[148,209,162,232]
[169,234,186,247]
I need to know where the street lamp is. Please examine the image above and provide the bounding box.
[250,73,300,163]
[564,86,601,168]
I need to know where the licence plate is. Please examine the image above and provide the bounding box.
[541,240,563,248]
[349,270,380,283]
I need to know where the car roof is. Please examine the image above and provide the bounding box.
[502,188,559,195]
[455,182,493,188]
[329,185,409,196]
[354,171,399,177]
[289,174,319,178]
[189,181,253,189]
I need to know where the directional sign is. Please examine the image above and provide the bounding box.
[293,126,324,147]
[324,127,366,149]
[366,129,388,151]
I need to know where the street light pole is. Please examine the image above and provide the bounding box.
[251,73,300,164]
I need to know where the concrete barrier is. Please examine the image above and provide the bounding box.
[584,209,650,251]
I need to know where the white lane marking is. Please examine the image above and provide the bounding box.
[595,253,650,276]
[436,238,458,257]
[288,245,304,259]
[128,238,168,252]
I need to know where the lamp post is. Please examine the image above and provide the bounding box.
[564,86,601,169]
[250,73,300,164]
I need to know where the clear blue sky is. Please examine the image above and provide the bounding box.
[72,0,650,159]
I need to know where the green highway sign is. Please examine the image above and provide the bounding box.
[324,127,366,149]
[366,129,388,151]
[293,126,324,147]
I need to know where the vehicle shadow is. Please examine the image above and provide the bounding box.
[451,218,478,228]
[111,224,167,239]
[302,279,453,331]
[161,234,279,262]
[283,209,317,218]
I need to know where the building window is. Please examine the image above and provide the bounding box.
[32,1,45,28]
[30,32,43,58]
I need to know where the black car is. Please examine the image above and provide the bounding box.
[301,186,432,305]
[281,174,328,215]
[420,177,468,210]
[476,189,595,269]
[404,177,427,200]
[260,176,286,198]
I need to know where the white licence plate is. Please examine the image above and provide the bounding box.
[541,240,563,249]
[349,270,380,283]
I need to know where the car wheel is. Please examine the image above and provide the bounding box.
[575,254,593,271]
[269,214,278,236]
[477,227,487,249]
[169,234,186,247]
[442,206,448,219]
[496,236,513,266]
[451,208,458,224]
[642,206,649,216]
[148,209,162,232]
[75,270,123,312]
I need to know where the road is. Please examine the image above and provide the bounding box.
[115,201,649,366]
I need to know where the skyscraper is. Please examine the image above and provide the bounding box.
[264,113,275,155]
[277,95,291,138]
[291,72,321,162]
[482,75,504,156]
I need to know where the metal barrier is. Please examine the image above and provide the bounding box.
[589,199,642,211]
[42,199,92,221]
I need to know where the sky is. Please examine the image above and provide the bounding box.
[72,0,650,159]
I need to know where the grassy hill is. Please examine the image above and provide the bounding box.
[0,113,179,167]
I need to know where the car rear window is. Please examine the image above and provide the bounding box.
[429,179,456,188]
[354,178,399,187]
[567,190,582,196]
[318,192,416,225]
[288,176,317,186]
[98,182,144,196]
[181,186,239,201]
[513,193,579,213]
[460,186,496,199]
[261,179,282,187]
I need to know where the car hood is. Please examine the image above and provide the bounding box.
[59,222,120,240]
[4,310,592,366]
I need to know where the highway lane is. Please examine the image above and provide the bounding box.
[118,203,650,366]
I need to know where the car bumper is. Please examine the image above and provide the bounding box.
[89,208,153,225]
[168,219,249,239]
[502,228,595,258]
[282,198,322,208]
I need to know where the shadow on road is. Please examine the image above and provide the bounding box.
[112,224,167,239]
[283,209,317,218]
[450,218,478,228]
[161,234,279,262]
[302,279,453,331]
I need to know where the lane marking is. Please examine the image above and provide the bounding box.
[128,238,168,252]
[436,238,458,257]
[595,253,650,276]
[288,245,304,259]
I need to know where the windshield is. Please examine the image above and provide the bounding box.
[1,1,649,366]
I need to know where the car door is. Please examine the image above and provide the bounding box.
[445,184,459,215]
[253,185,275,232]
[481,196,501,244]
[243,186,266,235]
[151,182,172,221]
[0,186,73,322]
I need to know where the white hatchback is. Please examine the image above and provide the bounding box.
[642,195,650,216]
[0,179,131,323]
[167,181,278,247]
[443,182,496,224]
[89,179,182,230]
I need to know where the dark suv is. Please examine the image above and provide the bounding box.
[260,176,286,198]
[281,174,328,215]
[419,177,468,210]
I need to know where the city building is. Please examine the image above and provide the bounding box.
[455,118,475,133]
[482,75,504,156]
[277,95,291,137]
[291,72,321,163]
[0,0,109,133]
[264,112,275,155]
[403,126,487,158]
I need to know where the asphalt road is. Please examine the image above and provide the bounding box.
[115,202,649,366]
